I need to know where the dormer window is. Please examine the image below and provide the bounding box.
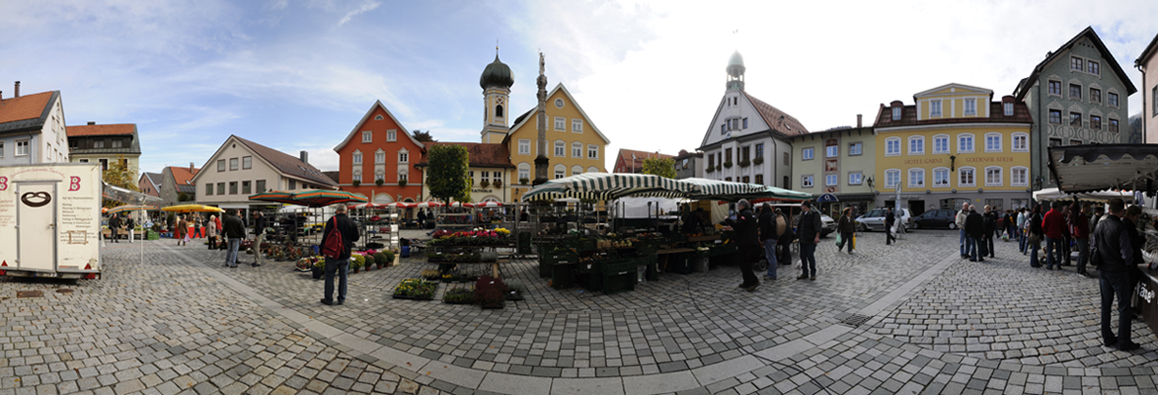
[892,107,901,120]
[929,100,942,117]
[964,98,976,116]
[1003,102,1013,116]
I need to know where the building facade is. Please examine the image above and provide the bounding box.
[415,142,514,203]
[1136,31,1158,145]
[1013,27,1136,190]
[613,149,673,174]
[138,172,162,198]
[66,122,140,176]
[333,101,425,204]
[159,165,199,208]
[698,51,807,190]
[0,86,69,165]
[673,150,703,179]
[192,135,336,210]
[789,123,877,215]
[874,84,1034,215]
[502,84,609,201]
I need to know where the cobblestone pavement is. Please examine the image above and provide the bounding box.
[1,229,1155,395]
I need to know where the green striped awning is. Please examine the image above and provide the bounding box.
[521,173,697,202]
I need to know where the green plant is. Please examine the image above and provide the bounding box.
[493,179,502,188]
[739,159,751,168]
[373,252,388,267]
[394,278,437,299]
[383,250,395,265]
[519,177,529,185]
[350,254,366,271]
[352,179,361,187]
[705,165,715,173]
[479,179,490,188]
[427,144,471,204]
[641,157,676,179]
[443,287,476,304]
[375,178,384,187]
[723,161,733,169]
[398,178,407,187]
[753,156,764,165]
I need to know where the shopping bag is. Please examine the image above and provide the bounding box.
[835,234,843,248]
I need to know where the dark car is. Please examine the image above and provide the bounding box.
[912,209,958,229]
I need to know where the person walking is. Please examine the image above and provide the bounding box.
[1017,207,1029,253]
[1028,205,1044,267]
[1043,201,1067,270]
[175,215,187,246]
[965,205,984,262]
[321,204,360,305]
[724,200,760,291]
[214,214,224,250]
[1094,199,1139,351]
[796,201,823,281]
[957,202,970,258]
[775,208,792,268]
[206,215,219,250]
[758,203,780,280]
[983,205,997,258]
[837,207,855,254]
[125,215,135,244]
[1072,202,1092,277]
[222,209,246,268]
[885,207,897,245]
[185,216,195,246]
[251,211,267,267]
[108,214,121,243]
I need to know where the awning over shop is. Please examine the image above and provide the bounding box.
[520,173,812,202]
[102,182,163,206]
[1032,187,1135,204]
[1048,144,1158,194]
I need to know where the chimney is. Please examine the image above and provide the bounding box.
[87,121,96,125]
[189,162,194,173]
[14,81,19,98]
[299,150,308,164]
[856,114,862,128]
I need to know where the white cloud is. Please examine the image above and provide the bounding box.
[337,1,380,26]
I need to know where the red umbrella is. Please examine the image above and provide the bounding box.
[447,202,474,208]
[475,201,503,208]
[348,203,386,210]
[383,202,415,209]
[414,201,444,209]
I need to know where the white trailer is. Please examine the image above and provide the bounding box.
[0,163,102,279]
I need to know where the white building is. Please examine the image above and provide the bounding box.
[697,52,808,189]
[192,135,337,210]
[0,83,70,165]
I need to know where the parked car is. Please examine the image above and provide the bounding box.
[855,208,912,232]
[911,209,959,229]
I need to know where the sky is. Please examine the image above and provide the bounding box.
[5,0,1158,176]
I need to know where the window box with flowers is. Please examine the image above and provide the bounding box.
[705,165,715,173]
[520,177,529,185]
[352,180,361,187]
[492,179,502,188]
[375,178,384,187]
[398,179,407,187]
[479,179,490,188]
[739,159,751,168]
[723,161,733,169]
[753,156,764,165]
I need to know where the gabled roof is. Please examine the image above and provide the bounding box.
[0,91,59,135]
[502,83,611,146]
[1014,26,1137,100]
[913,83,993,99]
[166,166,200,194]
[141,172,162,190]
[333,100,424,151]
[743,91,809,137]
[1136,32,1158,68]
[232,135,337,188]
[873,101,1033,128]
[415,142,514,168]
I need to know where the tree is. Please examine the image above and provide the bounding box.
[102,155,139,207]
[641,157,676,179]
[413,130,434,142]
[426,144,471,203]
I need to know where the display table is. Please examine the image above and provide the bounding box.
[1136,264,1158,335]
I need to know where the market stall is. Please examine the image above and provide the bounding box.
[246,189,367,261]
[519,173,811,294]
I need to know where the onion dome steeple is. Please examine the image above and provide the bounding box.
[726,50,745,90]
[480,54,515,90]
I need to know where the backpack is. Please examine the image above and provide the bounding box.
[322,217,344,259]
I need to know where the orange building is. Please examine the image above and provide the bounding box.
[333,101,426,204]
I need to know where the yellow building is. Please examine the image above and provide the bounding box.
[503,84,610,201]
[872,83,1033,215]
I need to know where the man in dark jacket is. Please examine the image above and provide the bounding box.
[321,205,361,305]
[758,204,779,280]
[965,206,985,262]
[1072,202,1092,277]
[251,211,268,267]
[108,214,121,243]
[983,205,998,258]
[837,207,855,253]
[223,209,246,268]
[725,199,761,291]
[1042,201,1067,270]
[796,201,823,281]
[1094,199,1138,351]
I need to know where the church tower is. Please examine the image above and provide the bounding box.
[480,50,515,143]
[726,50,745,91]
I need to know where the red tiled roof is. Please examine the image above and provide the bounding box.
[0,91,55,128]
[615,149,673,173]
[416,142,514,168]
[873,101,1033,128]
[743,91,809,136]
[66,123,135,137]
[233,135,338,187]
[169,166,200,186]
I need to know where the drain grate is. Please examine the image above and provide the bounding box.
[17,290,44,298]
[840,313,872,328]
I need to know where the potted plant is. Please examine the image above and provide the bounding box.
[352,180,361,187]
[398,179,407,187]
[350,254,365,273]
[393,278,437,300]
[705,165,715,173]
[312,259,324,280]
[443,287,476,305]
[479,179,490,188]
[375,178,384,187]
[753,156,764,165]
[493,179,502,188]
[373,252,388,269]
[739,159,751,168]
[420,269,441,281]
[723,161,733,169]
[520,177,529,185]
[474,276,507,309]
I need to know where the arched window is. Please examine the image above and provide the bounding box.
[984,166,1002,186]
[496,105,504,118]
[587,166,599,173]
[884,169,901,188]
[554,164,566,179]
[958,167,976,187]
[572,165,583,176]
[517,163,531,184]
[908,168,925,188]
[885,137,901,156]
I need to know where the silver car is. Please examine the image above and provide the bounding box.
[855,208,912,232]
